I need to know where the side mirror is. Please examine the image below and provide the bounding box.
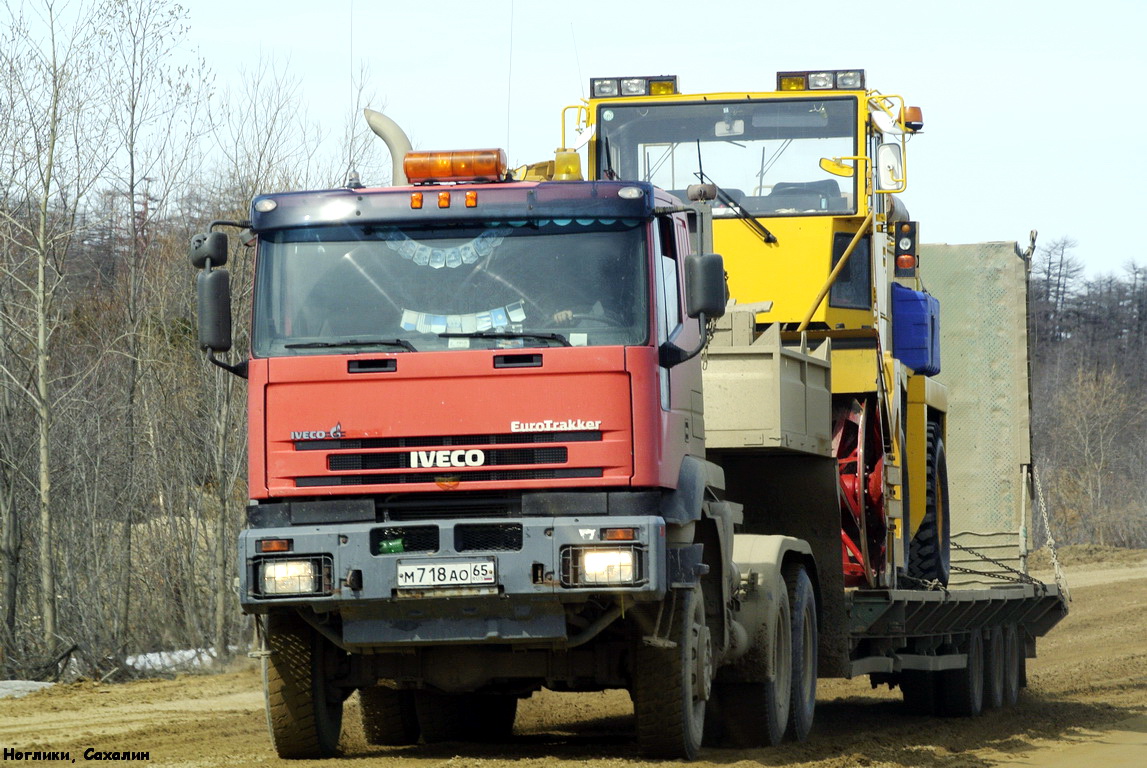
[685,252,726,319]
[197,269,232,352]
[820,157,855,178]
[190,232,229,268]
[875,143,905,192]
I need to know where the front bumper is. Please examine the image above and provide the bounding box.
[238,515,667,647]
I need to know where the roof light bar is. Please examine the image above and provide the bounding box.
[403,149,508,184]
[590,75,678,98]
[776,69,866,91]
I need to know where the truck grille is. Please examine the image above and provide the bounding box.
[454,523,523,552]
[296,467,602,488]
[328,447,568,471]
[370,525,439,554]
[296,431,601,451]
[288,430,605,490]
[378,493,518,521]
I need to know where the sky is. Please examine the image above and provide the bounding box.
[180,0,1147,276]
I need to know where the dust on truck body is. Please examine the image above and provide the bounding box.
[188,69,1064,760]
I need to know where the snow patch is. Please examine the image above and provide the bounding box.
[0,680,54,699]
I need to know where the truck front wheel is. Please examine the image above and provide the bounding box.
[633,585,711,759]
[263,614,345,758]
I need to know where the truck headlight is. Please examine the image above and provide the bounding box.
[561,545,644,587]
[583,549,634,583]
[261,559,319,595]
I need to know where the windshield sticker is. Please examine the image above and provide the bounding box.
[382,227,510,269]
[400,301,525,333]
[511,419,602,433]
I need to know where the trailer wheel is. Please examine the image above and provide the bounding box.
[900,670,940,715]
[358,687,419,746]
[939,629,983,717]
[633,585,711,759]
[908,422,950,586]
[414,692,517,743]
[983,626,1005,709]
[784,563,817,741]
[713,589,792,747]
[1003,625,1021,707]
[263,614,345,758]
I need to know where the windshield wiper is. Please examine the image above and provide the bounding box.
[439,330,571,347]
[695,141,778,244]
[285,338,417,352]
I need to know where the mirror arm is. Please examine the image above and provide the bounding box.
[659,314,709,368]
[209,219,249,232]
[207,350,248,379]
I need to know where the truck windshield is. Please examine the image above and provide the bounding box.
[596,97,857,217]
[252,218,649,356]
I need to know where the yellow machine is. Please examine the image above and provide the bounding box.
[564,70,949,588]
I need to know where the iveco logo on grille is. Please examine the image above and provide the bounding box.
[291,422,344,441]
[410,449,486,468]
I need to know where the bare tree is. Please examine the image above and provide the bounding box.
[198,57,326,659]
[96,0,211,657]
[0,0,111,647]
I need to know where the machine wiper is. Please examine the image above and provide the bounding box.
[285,338,417,352]
[439,330,571,347]
[695,141,778,244]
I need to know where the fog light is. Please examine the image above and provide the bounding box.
[808,71,834,89]
[261,560,318,595]
[581,548,635,584]
[620,78,647,96]
[836,70,865,89]
[591,78,619,97]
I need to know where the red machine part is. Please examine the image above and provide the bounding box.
[835,399,888,587]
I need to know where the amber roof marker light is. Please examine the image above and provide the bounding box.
[403,149,509,184]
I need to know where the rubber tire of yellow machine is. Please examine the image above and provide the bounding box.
[784,563,817,742]
[358,687,419,746]
[414,691,517,743]
[263,614,345,758]
[939,629,984,717]
[712,589,792,748]
[633,585,710,759]
[900,670,940,715]
[908,423,951,586]
[983,626,1006,710]
[1002,624,1022,707]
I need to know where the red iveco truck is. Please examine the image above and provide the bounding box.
[191,86,1064,760]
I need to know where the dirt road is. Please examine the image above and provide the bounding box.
[3,548,1144,767]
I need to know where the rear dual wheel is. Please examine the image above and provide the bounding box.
[901,625,1024,716]
[983,626,1005,710]
[714,582,793,747]
[785,564,817,742]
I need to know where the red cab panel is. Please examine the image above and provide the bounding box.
[252,347,634,497]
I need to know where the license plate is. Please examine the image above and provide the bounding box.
[396,559,496,589]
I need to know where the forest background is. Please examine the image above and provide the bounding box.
[1,0,1140,679]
